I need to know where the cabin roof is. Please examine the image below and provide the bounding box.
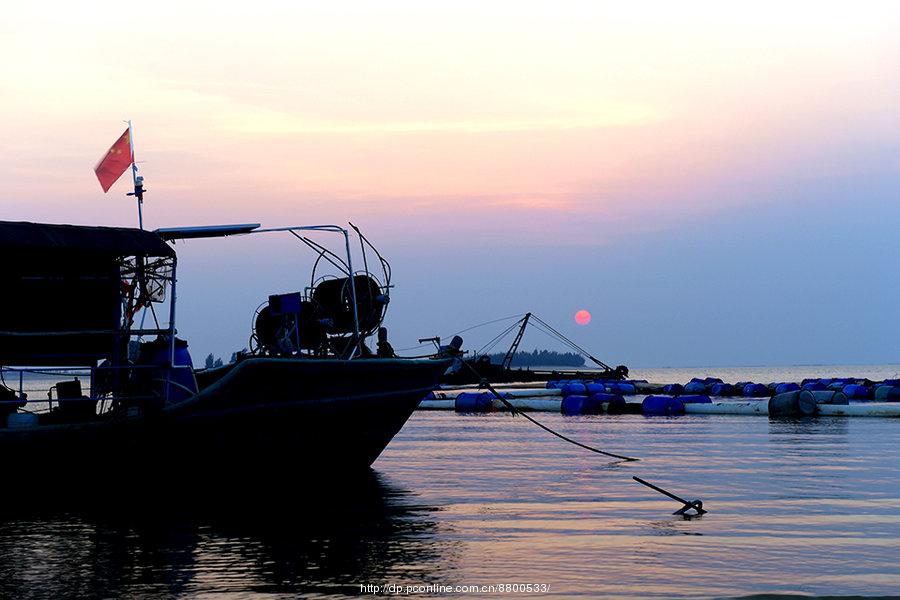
[0,220,175,258]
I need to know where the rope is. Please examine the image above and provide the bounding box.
[395,314,524,354]
[475,319,522,356]
[531,314,613,371]
[461,360,638,462]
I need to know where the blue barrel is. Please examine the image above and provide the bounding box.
[679,394,711,404]
[743,383,770,397]
[585,382,606,395]
[882,379,900,387]
[561,382,587,396]
[455,392,492,412]
[591,393,626,413]
[561,394,603,415]
[703,377,723,385]
[546,380,559,389]
[802,381,827,391]
[843,384,871,399]
[710,383,735,396]
[775,382,800,394]
[662,383,684,395]
[684,381,707,394]
[642,395,685,415]
[618,382,637,395]
[875,386,900,401]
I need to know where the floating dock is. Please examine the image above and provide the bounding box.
[420,377,900,418]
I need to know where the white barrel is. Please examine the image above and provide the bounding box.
[634,382,666,393]
[492,398,562,411]
[683,401,769,415]
[430,388,561,400]
[418,399,457,410]
[818,403,900,417]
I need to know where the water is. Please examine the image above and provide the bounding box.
[1,366,899,598]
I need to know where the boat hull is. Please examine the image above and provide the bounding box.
[0,357,449,480]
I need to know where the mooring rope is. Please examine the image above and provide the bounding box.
[461,361,639,462]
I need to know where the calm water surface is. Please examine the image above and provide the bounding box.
[1,366,899,598]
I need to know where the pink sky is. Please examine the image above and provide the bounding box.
[1,2,899,364]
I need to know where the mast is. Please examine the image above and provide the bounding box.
[126,120,145,230]
[501,312,531,370]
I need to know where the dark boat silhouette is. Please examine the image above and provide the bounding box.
[0,220,449,476]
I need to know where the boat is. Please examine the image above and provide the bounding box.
[0,220,451,479]
[439,312,630,386]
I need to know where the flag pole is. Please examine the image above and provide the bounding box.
[127,120,144,229]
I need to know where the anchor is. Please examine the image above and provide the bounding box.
[632,476,707,517]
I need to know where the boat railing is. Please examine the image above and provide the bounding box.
[0,362,197,416]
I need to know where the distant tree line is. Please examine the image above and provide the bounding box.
[203,350,248,369]
[486,349,585,367]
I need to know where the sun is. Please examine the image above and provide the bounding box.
[575,309,591,326]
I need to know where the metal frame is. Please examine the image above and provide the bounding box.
[0,222,371,418]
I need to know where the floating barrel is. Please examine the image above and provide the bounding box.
[842,384,871,399]
[607,382,637,395]
[455,392,493,412]
[769,391,802,416]
[663,383,684,395]
[710,383,735,396]
[802,381,827,391]
[679,394,712,404]
[642,395,685,416]
[882,379,900,387]
[703,377,723,385]
[874,386,900,401]
[775,382,800,394]
[585,382,607,395]
[594,393,627,414]
[561,395,603,415]
[798,390,849,415]
[743,383,770,397]
[561,382,587,396]
[684,381,707,394]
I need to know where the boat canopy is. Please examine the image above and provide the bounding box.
[0,220,174,258]
[0,221,174,365]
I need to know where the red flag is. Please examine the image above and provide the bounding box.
[94,128,133,192]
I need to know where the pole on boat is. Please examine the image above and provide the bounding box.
[125,120,144,230]
[342,228,361,358]
[166,256,178,404]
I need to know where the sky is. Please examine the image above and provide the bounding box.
[1,1,898,367]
